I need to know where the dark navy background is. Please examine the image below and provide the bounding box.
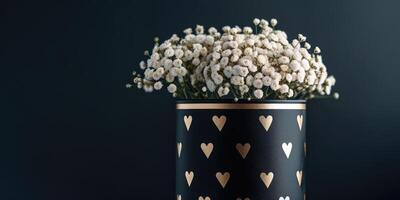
[2,0,400,199]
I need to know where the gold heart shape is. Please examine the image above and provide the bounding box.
[198,196,211,200]
[177,195,181,200]
[297,115,303,131]
[296,170,303,186]
[215,172,230,188]
[200,143,214,159]
[259,115,273,132]
[184,115,192,131]
[282,142,292,159]
[212,115,227,132]
[185,171,194,187]
[236,198,251,200]
[279,196,290,200]
[235,143,251,159]
[177,142,182,158]
[260,172,274,188]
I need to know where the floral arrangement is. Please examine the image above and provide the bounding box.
[127,18,338,100]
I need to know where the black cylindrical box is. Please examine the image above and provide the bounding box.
[176,100,306,200]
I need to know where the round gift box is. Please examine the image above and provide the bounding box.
[176,100,306,200]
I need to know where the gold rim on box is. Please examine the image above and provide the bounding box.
[176,103,306,110]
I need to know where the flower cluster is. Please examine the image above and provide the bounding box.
[127,18,338,100]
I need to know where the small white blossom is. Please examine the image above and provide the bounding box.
[154,81,163,90]
[253,18,260,25]
[270,18,278,27]
[253,79,263,89]
[254,89,264,99]
[314,46,321,54]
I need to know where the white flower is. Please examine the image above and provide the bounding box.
[195,25,204,34]
[222,26,231,33]
[280,64,289,71]
[314,46,321,54]
[279,84,289,93]
[260,19,269,27]
[262,76,272,86]
[254,72,263,79]
[212,73,224,84]
[278,56,290,64]
[230,54,239,62]
[257,55,268,65]
[243,27,253,34]
[211,64,221,72]
[174,49,184,58]
[271,80,280,91]
[239,85,249,94]
[140,61,147,69]
[223,66,233,78]
[154,81,163,90]
[173,59,183,67]
[220,57,229,66]
[288,89,294,97]
[222,49,232,57]
[205,35,214,45]
[285,74,293,82]
[239,67,249,77]
[270,18,278,27]
[289,60,301,71]
[254,89,264,99]
[253,18,260,25]
[143,84,154,92]
[206,79,216,92]
[183,28,192,35]
[165,73,174,82]
[253,79,263,89]
[208,27,218,34]
[192,58,200,66]
[230,75,244,86]
[164,48,175,57]
[304,42,311,50]
[246,75,254,86]
[167,84,177,93]
[301,59,310,70]
[298,34,307,42]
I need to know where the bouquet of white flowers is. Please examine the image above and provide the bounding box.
[127,18,338,100]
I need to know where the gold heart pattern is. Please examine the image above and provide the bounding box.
[296,170,303,186]
[259,115,273,132]
[282,142,293,159]
[235,143,251,159]
[184,115,193,131]
[200,143,214,159]
[185,171,194,187]
[179,114,304,197]
[212,115,227,132]
[177,142,182,158]
[216,172,230,188]
[297,115,303,131]
[260,172,274,189]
